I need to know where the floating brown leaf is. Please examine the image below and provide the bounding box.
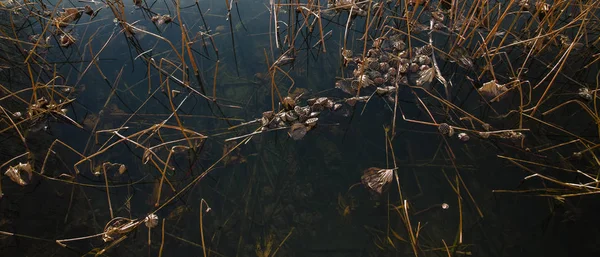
[55,8,82,27]
[361,167,395,195]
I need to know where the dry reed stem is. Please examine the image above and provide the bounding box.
[159,218,165,257]
[101,164,114,219]
[199,199,210,257]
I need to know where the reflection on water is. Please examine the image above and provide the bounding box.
[1,0,600,256]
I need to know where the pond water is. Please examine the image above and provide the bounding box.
[1,0,600,256]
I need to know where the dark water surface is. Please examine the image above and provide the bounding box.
[1,0,599,256]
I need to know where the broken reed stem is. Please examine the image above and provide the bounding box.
[102,164,114,219]
[497,155,577,173]
[391,76,399,138]
[529,34,585,116]
[0,152,29,170]
[163,67,195,149]
[343,5,353,51]
[536,139,581,153]
[404,200,419,257]
[159,218,166,257]
[272,227,295,257]
[385,130,419,256]
[200,199,211,257]
[0,229,53,242]
[272,0,280,49]
[316,0,326,52]
[455,175,463,245]
[224,0,240,75]
[153,136,250,213]
[56,231,108,246]
[213,60,219,100]
[447,144,484,218]
[155,149,175,207]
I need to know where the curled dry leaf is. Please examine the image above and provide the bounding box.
[479,80,509,102]
[118,164,127,174]
[282,96,296,110]
[5,162,33,186]
[416,67,435,86]
[335,79,356,95]
[431,11,445,22]
[458,132,470,142]
[142,149,152,164]
[103,217,142,242]
[83,5,93,16]
[59,33,76,48]
[536,1,550,13]
[361,167,395,195]
[333,103,342,111]
[578,87,593,101]
[449,46,475,70]
[103,218,127,242]
[518,0,530,10]
[357,75,373,87]
[151,14,173,25]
